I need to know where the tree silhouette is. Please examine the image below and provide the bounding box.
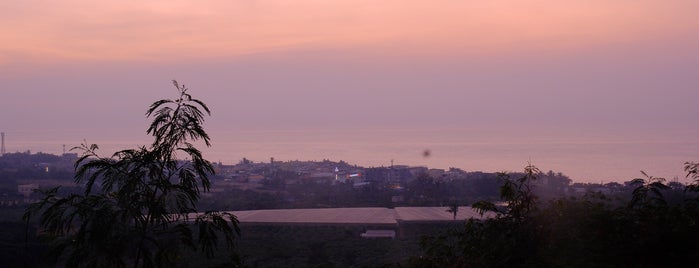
[685,161,699,192]
[446,202,459,220]
[410,163,699,267]
[472,163,541,221]
[24,81,240,267]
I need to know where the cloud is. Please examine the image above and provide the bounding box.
[2,0,698,67]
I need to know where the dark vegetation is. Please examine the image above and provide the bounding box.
[197,169,571,211]
[230,225,416,267]
[409,163,699,267]
[171,223,465,267]
[22,81,240,267]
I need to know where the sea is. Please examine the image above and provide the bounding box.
[4,126,698,184]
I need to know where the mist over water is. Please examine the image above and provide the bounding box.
[207,128,697,184]
[8,126,697,184]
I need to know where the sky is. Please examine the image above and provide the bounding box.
[2,0,699,182]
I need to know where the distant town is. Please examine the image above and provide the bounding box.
[0,150,678,210]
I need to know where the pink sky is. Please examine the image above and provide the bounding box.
[2,1,699,182]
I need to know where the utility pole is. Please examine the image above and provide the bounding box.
[1,132,5,156]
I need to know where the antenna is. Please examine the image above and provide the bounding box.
[1,132,5,156]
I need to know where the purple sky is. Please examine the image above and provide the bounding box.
[2,1,699,182]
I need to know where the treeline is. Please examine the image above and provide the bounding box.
[409,163,699,267]
[199,172,504,211]
[0,152,75,192]
[198,169,570,211]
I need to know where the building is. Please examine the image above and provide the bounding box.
[18,183,39,197]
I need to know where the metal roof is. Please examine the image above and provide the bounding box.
[226,206,490,225]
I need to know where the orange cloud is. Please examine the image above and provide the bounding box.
[1,0,697,66]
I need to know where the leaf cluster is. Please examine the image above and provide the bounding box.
[411,163,699,267]
[24,81,241,267]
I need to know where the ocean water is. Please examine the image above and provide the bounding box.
[5,126,699,183]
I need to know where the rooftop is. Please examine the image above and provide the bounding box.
[220,206,490,225]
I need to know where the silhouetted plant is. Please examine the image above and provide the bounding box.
[685,161,699,192]
[411,164,543,267]
[411,163,699,267]
[445,202,459,220]
[24,81,240,267]
[628,171,670,209]
[473,163,541,221]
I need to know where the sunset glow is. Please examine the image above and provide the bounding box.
[3,1,698,65]
[2,1,698,182]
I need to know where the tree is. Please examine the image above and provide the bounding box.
[685,161,699,192]
[409,164,542,267]
[446,201,459,220]
[472,163,541,221]
[411,163,699,267]
[628,171,670,209]
[24,81,240,267]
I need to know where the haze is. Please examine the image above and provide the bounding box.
[2,0,698,182]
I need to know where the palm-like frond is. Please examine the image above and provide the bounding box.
[472,201,500,216]
[195,211,240,258]
[24,81,239,267]
[629,171,670,209]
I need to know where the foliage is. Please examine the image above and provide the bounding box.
[627,171,670,209]
[685,161,699,192]
[445,202,459,220]
[24,81,240,267]
[0,221,49,267]
[411,163,699,267]
[231,225,418,267]
[472,164,541,221]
